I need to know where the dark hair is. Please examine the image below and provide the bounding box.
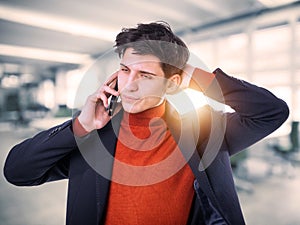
[114,21,189,77]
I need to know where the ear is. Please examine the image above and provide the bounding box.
[166,74,181,94]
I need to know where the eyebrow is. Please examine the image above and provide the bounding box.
[120,63,158,76]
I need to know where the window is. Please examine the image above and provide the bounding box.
[187,20,300,124]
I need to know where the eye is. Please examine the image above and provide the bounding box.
[120,67,129,73]
[141,74,153,79]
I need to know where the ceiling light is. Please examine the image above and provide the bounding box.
[1,75,20,88]
[258,0,296,7]
[186,0,228,16]
[0,5,117,41]
[127,0,188,21]
[0,44,93,64]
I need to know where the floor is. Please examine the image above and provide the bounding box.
[0,123,299,225]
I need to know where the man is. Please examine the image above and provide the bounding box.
[4,22,289,225]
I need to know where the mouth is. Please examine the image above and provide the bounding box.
[121,94,140,102]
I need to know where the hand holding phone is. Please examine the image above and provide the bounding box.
[106,79,119,116]
[77,72,119,132]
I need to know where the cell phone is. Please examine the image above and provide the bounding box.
[107,79,118,116]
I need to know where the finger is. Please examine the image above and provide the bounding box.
[96,92,109,108]
[104,71,118,86]
[96,78,118,95]
[94,82,118,102]
[102,85,119,96]
[96,86,119,108]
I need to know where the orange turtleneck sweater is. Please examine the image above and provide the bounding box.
[72,68,217,224]
[104,103,195,225]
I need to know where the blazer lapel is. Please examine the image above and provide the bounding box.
[164,103,229,223]
[95,110,123,224]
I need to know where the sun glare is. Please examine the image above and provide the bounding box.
[166,88,234,115]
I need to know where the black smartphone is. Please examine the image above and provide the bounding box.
[107,79,118,116]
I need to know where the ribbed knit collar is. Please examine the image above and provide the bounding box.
[122,102,166,127]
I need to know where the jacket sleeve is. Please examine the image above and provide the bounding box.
[191,68,289,156]
[3,120,78,186]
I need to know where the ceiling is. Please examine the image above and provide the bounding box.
[0,0,299,80]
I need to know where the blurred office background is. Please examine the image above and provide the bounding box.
[0,0,300,224]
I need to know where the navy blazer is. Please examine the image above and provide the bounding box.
[4,69,289,225]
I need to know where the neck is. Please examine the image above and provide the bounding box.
[123,102,166,127]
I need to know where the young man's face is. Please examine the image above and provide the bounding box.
[118,48,173,114]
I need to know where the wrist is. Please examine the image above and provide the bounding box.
[180,64,194,89]
[191,68,215,92]
[73,116,90,137]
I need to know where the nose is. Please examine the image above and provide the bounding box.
[125,71,139,92]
